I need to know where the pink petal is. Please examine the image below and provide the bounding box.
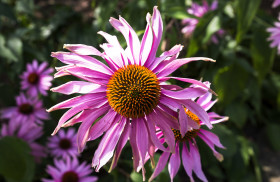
[182,143,195,182]
[92,117,126,171]
[51,81,106,95]
[149,151,170,182]
[63,44,102,56]
[161,87,208,100]
[157,57,215,78]
[168,143,181,181]
[179,105,188,136]
[77,105,110,152]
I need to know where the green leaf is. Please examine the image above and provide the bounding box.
[235,0,261,42]
[164,6,198,20]
[130,171,142,182]
[250,26,275,84]
[7,36,22,61]
[203,15,221,43]
[0,136,35,182]
[0,2,16,21]
[214,63,248,105]
[15,0,34,14]
[266,123,280,151]
[225,102,248,128]
[0,34,18,62]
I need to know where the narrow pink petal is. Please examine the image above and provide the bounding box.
[51,52,113,75]
[109,119,130,171]
[87,110,119,141]
[196,92,212,106]
[63,44,102,56]
[92,117,126,171]
[148,45,182,71]
[161,87,208,100]
[100,43,124,68]
[130,120,140,171]
[77,105,110,152]
[63,66,111,80]
[149,151,170,182]
[145,115,168,152]
[160,84,182,91]
[180,99,212,129]
[189,142,208,182]
[157,57,215,78]
[135,118,149,180]
[202,99,217,111]
[139,13,153,66]
[168,143,181,181]
[182,143,195,182]
[51,81,106,95]
[179,105,188,137]
[145,6,163,68]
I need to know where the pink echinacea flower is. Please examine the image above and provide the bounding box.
[149,83,228,182]
[20,59,53,97]
[47,128,79,159]
[48,6,215,179]
[42,157,98,182]
[1,93,49,125]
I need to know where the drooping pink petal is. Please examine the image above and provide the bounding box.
[161,87,208,100]
[92,117,126,171]
[63,44,103,56]
[50,81,106,95]
[157,57,215,78]
[189,142,208,182]
[109,119,130,171]
[182,143,195,182]
[51,52,113,75]
[129,120,140,170]
[149,151,170,182]
[168,143,181,182]
[179,105,189,137]
[77,105,110,152]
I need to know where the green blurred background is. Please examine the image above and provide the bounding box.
[0,0,280,181]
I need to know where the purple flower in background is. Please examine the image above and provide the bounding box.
[1,121,46,162]
[20,59,53,97]
[1,93,49,125]
[47,128,79,159]
[149,84,228,182]
[182,0,224,43]
[42,157,98,182]
[48,6,215,179]
[267,17,280,54]
[273,0,280,8]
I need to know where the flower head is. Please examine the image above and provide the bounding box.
[49,6,215,179]
[42,157,98,182]
[47,128,79,159]
[1,93,49,125]
[181,0,224,42]
[20,59,53,97]
[149,84,228,182]
[267,17,280,54]
[1,120,46,162]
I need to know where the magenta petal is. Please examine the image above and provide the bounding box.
[135,118,149,180]
[51,52,113,75]
[145,114,168,152]
[168,143,181,182]
[182,143,195,182]
[92,117,126,171]
[196,92,212,106]
[198,131,224,162]
[51,81,106,95]
[179,105,188,137]
[129,120,140,170]
[145,7,163,68]
[139,13,153,66]
[189,142,208,182]
[149,151,170,182]
[63,44,102,56]
[109,119,130,171]
[63,66,111,80]
[157,57,215,78]
[162,87,208,100]
[87,110,118,141]
[100,43,124,68]
[181,99,212,129]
